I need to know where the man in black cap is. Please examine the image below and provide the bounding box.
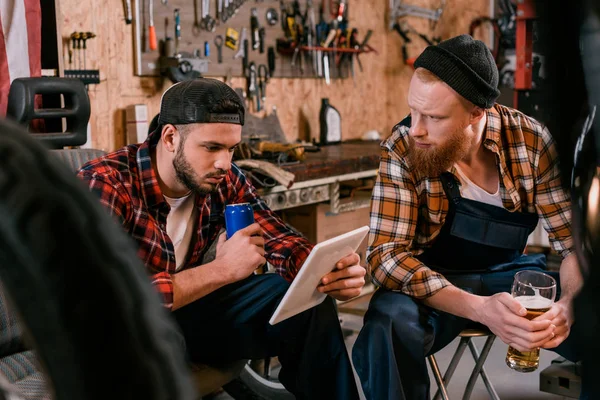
[353,34,584,399]
[77,78,364,399]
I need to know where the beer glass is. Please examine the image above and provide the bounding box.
[505,270,557,372]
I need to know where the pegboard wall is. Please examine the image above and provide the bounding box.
[133,0,371,79]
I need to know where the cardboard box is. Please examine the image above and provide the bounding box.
[283,203,371,265]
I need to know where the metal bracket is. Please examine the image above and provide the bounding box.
[389,0,445,30]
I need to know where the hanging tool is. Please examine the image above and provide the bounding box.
[242,39,249,75]
[266,8,278,25]
[267,46,276,76]
[217,0,223,22]
[81,32,96,70]
[204,41,210,57]
[174,9,181,55]
[333,0,346,22]
[259,27,265,53]
[70,32,79,69]
[257,64,269,112]
[233,28,247,59]
[355,29,373,72]
[123,0,132,24]
[222,0,230,21]
[193,0,202,36]
[76,34,83,70]
[148,0,157,51]
[323,53,331,84]
[214,35,224,63]
[248,62,259,111]
[251,8,261,51]
[389,0,445,30]
[200,0,216,32]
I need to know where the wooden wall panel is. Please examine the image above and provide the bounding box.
[59,0,490,152]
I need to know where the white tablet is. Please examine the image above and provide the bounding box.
[269,226,370,325]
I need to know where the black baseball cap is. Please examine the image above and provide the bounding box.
[157,78,245,126]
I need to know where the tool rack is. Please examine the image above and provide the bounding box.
[132,0,374,79]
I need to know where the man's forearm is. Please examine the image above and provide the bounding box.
[422,285,485,322]
[171,259,231,311]
[558,253,583,303]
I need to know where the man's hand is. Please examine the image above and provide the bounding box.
[215,223,266,284]
[535,299,573,349]
[475,292,556,352]
[318,253,366,301]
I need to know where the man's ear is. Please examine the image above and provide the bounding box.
[469,106,486,124]
[161,124,178,153]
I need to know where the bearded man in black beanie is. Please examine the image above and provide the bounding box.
[352,34,586,399]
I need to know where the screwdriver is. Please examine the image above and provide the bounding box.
[149,0,157,51]
[174,9,181,55]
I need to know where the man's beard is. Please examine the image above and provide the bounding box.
[406,127,471,177]
[173,143,224,194]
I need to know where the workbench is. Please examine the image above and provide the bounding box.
[256,140,382,213]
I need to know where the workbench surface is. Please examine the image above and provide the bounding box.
[281,140,382,182]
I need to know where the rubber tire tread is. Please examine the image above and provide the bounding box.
[0,118,197,400]
[223,366,295,400]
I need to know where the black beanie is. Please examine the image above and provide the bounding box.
[413,34,500,109]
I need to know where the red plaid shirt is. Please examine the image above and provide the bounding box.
[77,133,313,309]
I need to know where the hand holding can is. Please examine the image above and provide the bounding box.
[225,203,255,239]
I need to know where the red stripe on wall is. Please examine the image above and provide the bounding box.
[0,14,10,116]
[23,0,41,78]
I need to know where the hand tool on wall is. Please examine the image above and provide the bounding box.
[193,0,202,36]
[267,46,276,76]
[70,32,79,69]
[233,28,247,59]
[204,41,210,57]
[149,0,157,51]
[214,35,224,63]
[200,0,216,32]
[355,28,373,72]
[222,0,230,21]
[174,8,181,55]
[251,8,261,51]
[242,39,249,74]
[217,0,223,22]
[81,32,96,70]
[123,0,132,24]
[259,27,265,53]
[266,8,278,26]
[248,62,258,111]
[257,64,269,111]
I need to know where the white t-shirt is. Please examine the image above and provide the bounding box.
[164,192,197,271]
[454,165,504,209]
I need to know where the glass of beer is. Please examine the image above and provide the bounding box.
[505,270,556,372]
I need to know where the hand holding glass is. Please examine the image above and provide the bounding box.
[505,270,557,372]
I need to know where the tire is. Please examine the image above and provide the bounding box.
[0,118,196,399]
[223,359,295,400]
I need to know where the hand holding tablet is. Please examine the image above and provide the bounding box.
[269,226,370,325]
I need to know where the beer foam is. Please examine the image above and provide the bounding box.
[514,295,553,309]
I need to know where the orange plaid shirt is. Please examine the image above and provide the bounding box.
[368,104,573,298]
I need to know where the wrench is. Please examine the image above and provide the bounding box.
[200,0,216,32]
[192,0,202,36]
[214,35,224,63]
[222,0,229,21]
